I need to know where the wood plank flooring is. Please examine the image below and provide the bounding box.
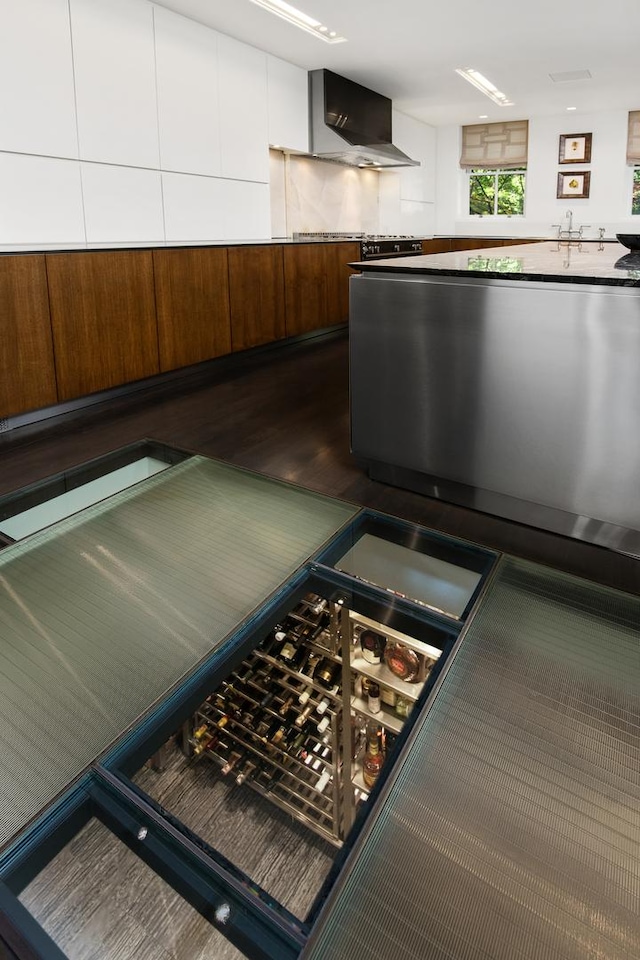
[20,746,334,960]
[0,331,638,596]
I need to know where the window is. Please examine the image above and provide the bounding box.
[632,167,640,214]
[468,168,526,216]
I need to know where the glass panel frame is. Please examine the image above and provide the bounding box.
[312,510,497,622]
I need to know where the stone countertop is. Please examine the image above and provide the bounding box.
[352,241,640,287]
[0,237,369,255]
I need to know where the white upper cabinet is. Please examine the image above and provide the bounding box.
[267,56,309,153]
[153,6,222,177]
[0,0,78,159]
[81,163,164,242]
[0,153,85,244]
[70,0,159,168]
[217,35,269,183]
[392,111,436,203]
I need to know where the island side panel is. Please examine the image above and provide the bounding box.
[349,271,640,533]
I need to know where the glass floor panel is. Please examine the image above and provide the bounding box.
[0,456,357,846]
[0,457,170,541]
[335,533,483,619]
[19,817,247,960]
[304,555,640,960]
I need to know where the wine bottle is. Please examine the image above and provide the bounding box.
[314,768,332,794]
[298,683,313,705]
[316,715,331,736]
[294,702,314,728]
[235,759,256,786]
[310,596,328,617]
[315,696,330,716]
[362,729,384,789]
[360,629,386,665]
[260,689,276,710]
[221,750,246,775]
[313,657,340,690]
[367,682,381,715]
[278,635,297,663]
[278,694,295,717]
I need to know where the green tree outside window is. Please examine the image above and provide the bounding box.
[469,169,525,216]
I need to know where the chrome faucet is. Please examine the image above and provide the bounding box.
[551,209,588,242]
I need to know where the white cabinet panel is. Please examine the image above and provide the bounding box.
[217,35,269,183]
[70,0,159,168]
[162,173,228,241]
[218,180,271,240]
[0,153,85,244]
[154,6,221,176]
[81,163,164,242]
[162,173,270,241]
[392,111,436,203]
[0,0,78,158]
[267,55,309,153]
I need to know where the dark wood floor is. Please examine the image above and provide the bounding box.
[1,330,638,596]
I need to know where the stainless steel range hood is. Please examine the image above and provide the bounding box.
[309,69,419,168]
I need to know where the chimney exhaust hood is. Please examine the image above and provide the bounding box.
[309,69,419,168]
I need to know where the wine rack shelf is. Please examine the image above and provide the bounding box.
[185,590,448,846]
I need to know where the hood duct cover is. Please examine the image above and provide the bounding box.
[309,69,419,168]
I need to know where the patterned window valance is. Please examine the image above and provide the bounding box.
[627,111,640,164]
[460,120,528,169]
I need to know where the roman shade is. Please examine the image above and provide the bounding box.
[626,110,640,164]
[460,119,528,169]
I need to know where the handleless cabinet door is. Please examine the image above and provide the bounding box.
[283,245,329,337]
[154,247,231,371]
[229,246,285,351]
[47,251,160,401]
[284,243,360,337]
[326,242,361,325]
[422,239,452,254]
[0,256,57,418]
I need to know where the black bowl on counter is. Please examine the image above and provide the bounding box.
[616,233,640,250]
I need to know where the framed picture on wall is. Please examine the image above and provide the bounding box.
[558,132,592,163]
[557,171,591,199]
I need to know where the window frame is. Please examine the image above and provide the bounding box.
[632,165,640,215]
[466,167,527,218]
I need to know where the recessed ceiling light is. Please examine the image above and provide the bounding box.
[456,68,513,106]
[566,106,577,111]
[247,0,347,42]
[479,114,488,119]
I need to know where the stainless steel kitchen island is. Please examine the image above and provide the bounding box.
[349,241,640,556]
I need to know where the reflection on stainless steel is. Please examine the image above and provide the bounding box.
[350,271,640,555]
[615,252,640,279]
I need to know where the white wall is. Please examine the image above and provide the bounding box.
[435,109,637,238]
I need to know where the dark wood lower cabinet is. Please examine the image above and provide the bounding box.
[228,245,285,352]
[284,242,360,337]
[153,248,231,371]
[46,251,160,402]
[0,255,57,418]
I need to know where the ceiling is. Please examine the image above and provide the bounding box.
[150,0,640,127]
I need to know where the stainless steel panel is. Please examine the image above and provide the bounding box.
[350,273,640,535]
[304,556,640,960]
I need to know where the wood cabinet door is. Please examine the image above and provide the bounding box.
[0,255,57,418]
[326,242,361,327]
[283,244,329,337]
[229,245,285,352]
[154,247,231,371]
[422,239,452,254]
[47,251,160,402]
[284,242,360,337]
